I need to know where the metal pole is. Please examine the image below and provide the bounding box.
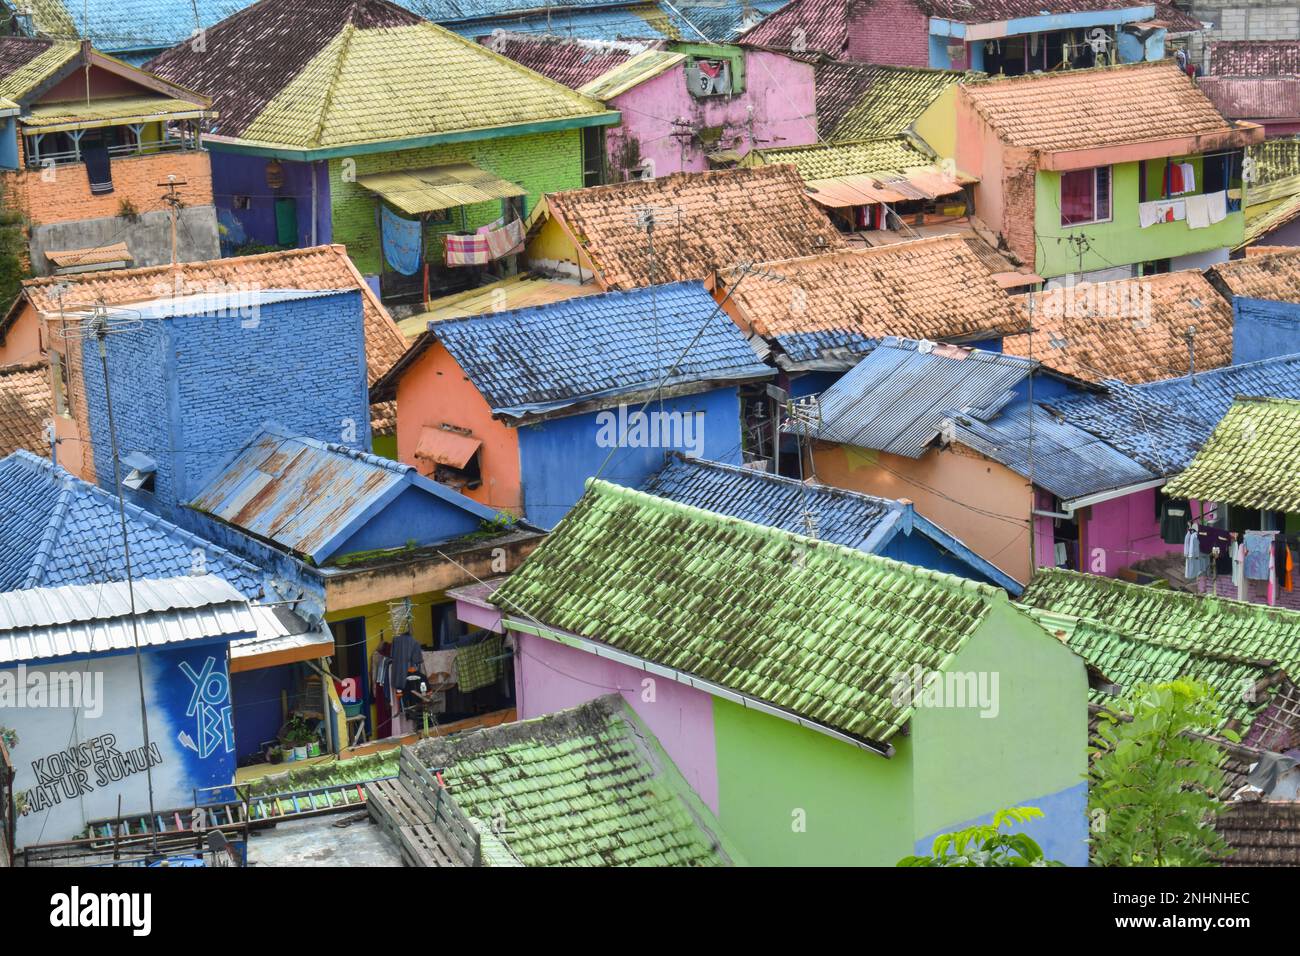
[96,319,159,856]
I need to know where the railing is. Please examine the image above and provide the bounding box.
[24,136,197,170]
[399,747,482,867]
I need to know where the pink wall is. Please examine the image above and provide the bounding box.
[605,50,817,179]
[845,0,929,66]
[1079,488,1179,577]
[514,631,721,811]
[956,95,1009,237]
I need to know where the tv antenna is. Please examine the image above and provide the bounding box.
[52,302,160,856]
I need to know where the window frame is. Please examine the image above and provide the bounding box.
[1059,165,1113,227]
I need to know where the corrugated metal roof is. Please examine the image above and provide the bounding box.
[188,423,498,563]
[0,575,255,664]
[357,163,526,216]
[231,604,334,662]
[953,401,1159,502]
[397,281,773,420]
[810,338,1035,457]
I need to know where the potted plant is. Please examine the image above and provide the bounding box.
[283,714,314,762]
[267,744,283,765]
[307,738,322,758]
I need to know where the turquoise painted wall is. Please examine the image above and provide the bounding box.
[909,601,1090,864]
[1034,159,1243,279]
[329,128,586,275]
[712,698,916,866]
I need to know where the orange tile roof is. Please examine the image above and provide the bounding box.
[725,234,1027,353]
[539,165,846,290]
[21,245,407,433]
[0,361,49,458]
[1207,247,1300,300]
[1004,270,1234,384]
[960,62,1239,152]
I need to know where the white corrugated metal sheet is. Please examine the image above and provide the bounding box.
[0,575,256,664]
[231,604,333,661]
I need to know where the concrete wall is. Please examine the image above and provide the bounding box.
[812,440,1035,582]
[1186,1,1300,66]
[604,49,816,180]
[28,205,220,275]
[3,638,240,847]
[517,387,747,529]
[328,128,587,276]
[80,290,371,516]
[1232,296,1300,363]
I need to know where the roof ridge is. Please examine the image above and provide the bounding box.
[432,279,707,333]
[23,470,74,589]
[307,23,357,151]
[750,233,973,270]
[659,454,908,508]
[1140,350,1300,391]
[586,477,1002,601]
[1031,567,1300,622]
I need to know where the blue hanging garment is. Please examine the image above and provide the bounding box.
[381,204,422,276]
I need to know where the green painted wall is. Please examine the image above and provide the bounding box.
[712,697,915,866]
[1034,159,1243,279]
[329,128,586,275]
[909,602,1089,838]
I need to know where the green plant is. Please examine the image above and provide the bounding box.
[1089,679,1235,867]
[0,179,27,313]
[897,807,1063,867]
[281,714,316,748]
[117,197,141,222]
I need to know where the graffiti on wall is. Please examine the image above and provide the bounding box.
[178,655,234,759]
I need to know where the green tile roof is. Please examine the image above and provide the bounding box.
[237,22,613,151]
[746,136,933,181]
[1020,568,1300,675]
[492,479,1009,749]
[411,695,739,866]
[579,49,685,100]
[1023,608,1281,727]
[1163,397,1300,512]
[828,67,959,142]
[0,39,78,102]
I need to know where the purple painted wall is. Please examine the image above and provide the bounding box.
[513,631,720,812]
[604,49,817,180]
[209,151,332,251]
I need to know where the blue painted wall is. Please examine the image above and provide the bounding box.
[82,289,371,520]
[230,664,297,760]
[331,483,488,556]
[520,387,747,529]
[0,117,19,170]
[210,151,332,251]
[913,780,1090,866]
[1232,297,1300,365]
[879,524,1013,591]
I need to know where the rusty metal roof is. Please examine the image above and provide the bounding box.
[187,423,499,564]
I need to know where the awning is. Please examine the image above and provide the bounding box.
[415,426,481,470]
[229,605,334,673]
[46,242,132,271]
[357,163,526,216]
[805,169,966,209]
[20,95,209,133]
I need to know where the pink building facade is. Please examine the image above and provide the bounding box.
[598,48,817,180]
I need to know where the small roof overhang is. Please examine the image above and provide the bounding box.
[357,162,527,216]
[229,604,334,673]
[805,169,966,208]
[20,95,211,134]
[414,426,482,470]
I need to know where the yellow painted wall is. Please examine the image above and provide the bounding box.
[913,84,958,164]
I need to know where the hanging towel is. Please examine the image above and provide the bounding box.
[82,142,113,195]
[444,232,492,266]
[381,205,422,276]
[1244,530,1274,581]
[1139,200,1163,228]
[1185,193,1211,229]
[1180,162,1195,193]
[456,635,503,692]
[1206,190,1228,224]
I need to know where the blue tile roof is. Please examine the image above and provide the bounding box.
[640,454,1024,593]
[0,450,263,596]
[809,338,1036,457]
[430,281,772,420]
[188,423,501,564]
[953,401,1160,502]
[1046,353,1300,475]
[34,0,255,54]
[416,0,780,40]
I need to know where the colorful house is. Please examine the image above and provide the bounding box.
[1207,248,1300,364]
[0,575,255,847]
[800,337,1157,584]
[1162,397,1300,609]
[526,164,845,287]
[371,281,774,529]
[144,0,618,304]
[0,36,219,273]
[181,423,525,738]
[408,695,743,866]
[810,59,961,147]
[454,479,1090,866]
[945,62,1262,283]
[1002,268,1235,383]
[0,449,340,765]
[739,0,1194,70]
[8,245,409,471]
[642,453,1023,592]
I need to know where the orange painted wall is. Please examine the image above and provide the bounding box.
[0,307,41,367]
[4,148,213,228]
[811,440,1035,583]
[394,340,522,515]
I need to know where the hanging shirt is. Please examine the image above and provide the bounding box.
[1184,527,1210,580]
[1244,531,1274,581]
[1160,500,1190,544]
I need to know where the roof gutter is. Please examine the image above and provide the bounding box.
[1061,476,1169,513]
[204,111,621,161]
[502,616,896,757]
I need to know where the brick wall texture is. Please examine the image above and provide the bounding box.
[846,0,931,67]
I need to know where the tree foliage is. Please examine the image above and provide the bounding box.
[897,806,1064,867]
[1088,679,1235,867]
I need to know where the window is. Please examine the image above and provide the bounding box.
[50,350,71,418]
[1060,166,1111,226]
[581,126,605,187]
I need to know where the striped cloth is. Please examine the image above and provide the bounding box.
[456,635,503,692]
